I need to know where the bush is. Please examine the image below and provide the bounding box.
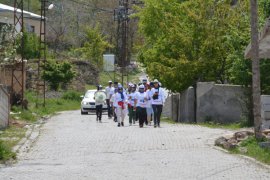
[0,140,16,161]
[42,60,76,90]
[62,91,81,101]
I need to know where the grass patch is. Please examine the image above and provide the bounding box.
[11,90,81,122]
[0,125,27,162]
[231,136,270,165]
[198,122,243,130]
[161,117,177,124]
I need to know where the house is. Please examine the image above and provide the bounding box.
[0,3,41,35]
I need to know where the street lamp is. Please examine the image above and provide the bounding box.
[48,4,54,10]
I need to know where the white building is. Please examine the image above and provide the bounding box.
[0,3,41,35]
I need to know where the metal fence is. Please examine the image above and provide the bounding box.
[0,84,10,129]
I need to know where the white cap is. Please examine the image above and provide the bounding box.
[139,84,145,89]
[153,79,159,83]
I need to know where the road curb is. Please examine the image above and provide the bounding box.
[212,145,270,170]
[12,116,50,159]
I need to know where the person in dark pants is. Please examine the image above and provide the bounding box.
[137,84,148,128]
[151,79,165,128]
[105,81,113,118]
[127,84,137,126]
[94,85,106,122]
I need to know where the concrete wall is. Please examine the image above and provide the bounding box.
[180,87,195,123]
[171,94,180,122]
[196,82,247,124]
[261,95,270,129]
[162,94,172,119]
[0,85,10,129]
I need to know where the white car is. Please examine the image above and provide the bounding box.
[81,90,107,115]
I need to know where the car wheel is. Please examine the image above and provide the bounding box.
[81,110,87,115]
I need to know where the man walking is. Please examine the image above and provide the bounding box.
[94,85,106,122]
[105,81,113,118]
[151,79,165,128]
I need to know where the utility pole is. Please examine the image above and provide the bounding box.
[36,0,48,107]
[114,0,129,86]
[13,0,25,108]
[250,0,262,138]
[114,0,143,85]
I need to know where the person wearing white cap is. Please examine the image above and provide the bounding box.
[127,84,137,126]
[151,79,165,128]
[137,84,148,128]
[105,80,113,118]
[94,85,106,122]
[114,85,128,127]
[142,78,148,92]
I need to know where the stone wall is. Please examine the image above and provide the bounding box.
[0,85,10,129]
[261,95,270,129]
[162,82,248,124]
[180,87,195,123]
[196,82,247,123]
[162,94,172,119]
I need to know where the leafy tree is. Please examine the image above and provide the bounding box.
[137,0,250,92]
[18,32,40,60]
[0,24,18,65]
[73,26,112,69]
[42,59,76,90]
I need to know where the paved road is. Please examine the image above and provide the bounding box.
[0,110,270,180]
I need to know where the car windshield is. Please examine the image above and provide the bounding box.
[84,91,95,98]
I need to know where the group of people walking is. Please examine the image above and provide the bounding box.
[94,79,165,128]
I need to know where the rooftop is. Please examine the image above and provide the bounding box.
[0,3,41,20]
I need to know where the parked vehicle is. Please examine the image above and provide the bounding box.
[81,90,107,115]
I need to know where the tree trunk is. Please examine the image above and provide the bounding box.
[250,0,262,138]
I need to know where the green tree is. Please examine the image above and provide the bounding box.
[19,32,40,60]
[137,0,250,92]
[73,26,111,69]
[42,60,76,91]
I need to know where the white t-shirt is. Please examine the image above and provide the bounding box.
[114,92,128,108]
[145,89,152,108]
[151,87,164,105]
[110,93,117,107]
[105,86,112,99]
[127,92,137,107]
[109,87,115,97]
[136,92,147,108]
[94,91,106,106]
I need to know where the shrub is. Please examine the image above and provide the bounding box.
[0,140,16,161]
[42,59,76,90]
[62,91,81,101]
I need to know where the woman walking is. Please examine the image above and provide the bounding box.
[137,85,148,128]
[114,85,128,127]
[146,83,153,125]
[127,84,137,126]
[151,79,165,128]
